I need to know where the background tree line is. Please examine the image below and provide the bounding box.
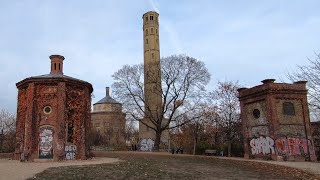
[0,109,16,153]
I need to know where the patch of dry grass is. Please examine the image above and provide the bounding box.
[29,152,319,180]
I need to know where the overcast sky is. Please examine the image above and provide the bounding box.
[1,0,319,113]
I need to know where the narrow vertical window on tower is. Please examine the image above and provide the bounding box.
[151,28,153,33]
[146,29,148,35]
[54,63,56,70]
[145,16,148,21]
[156,29,158,34]
[152,53,154,59]
[58,63,61,70]
[150,16,153,20]
[146,38,148,44]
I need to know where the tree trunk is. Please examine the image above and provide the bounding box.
[193,137,196,155]
[153,130,161,151]
[228,140,231,157]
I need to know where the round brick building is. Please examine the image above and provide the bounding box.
[15,55,93,161]
[91,87,126,149]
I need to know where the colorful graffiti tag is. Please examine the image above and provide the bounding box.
[39,127,54,159]
[65,145,77,160]
[249,135,315,158]
[275,136,314,156]
[139,138,154,151]
[250,136,275,155]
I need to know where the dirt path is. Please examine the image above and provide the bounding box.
[0,158,121,180]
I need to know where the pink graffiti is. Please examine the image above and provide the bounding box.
[275,137,314,156]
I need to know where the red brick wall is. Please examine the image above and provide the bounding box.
[238,80,316,161]
[15,79,92,161]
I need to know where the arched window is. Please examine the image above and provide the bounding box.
[151,28,153,33]
[150,16,154,20]
[146,29,148,35]
[54,63,56,70]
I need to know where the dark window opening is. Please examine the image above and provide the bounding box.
[253,109,260,119]
[146,29,148,35]
[150,16,153,20]
[58,63,61,70]
[67,122,74,142]
[54,63,56,70]
[146,38,148,44]
[152,53,154,59]
[151,28,153,33]
[145,16,148,21]
[283,102,295,115]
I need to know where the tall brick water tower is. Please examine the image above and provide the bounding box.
[139,11,169,151]
[15,55,93,161]
[139,11,162,141]
[238,79,316,161]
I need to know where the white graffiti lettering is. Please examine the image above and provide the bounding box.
[65,145,77,160]
[250,136,275,155]
[39,127,54,159]
[66,152,75,160]
[139,138,154,151]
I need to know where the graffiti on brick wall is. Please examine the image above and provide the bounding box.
[65,145,77,160]
[275,136,315,157]
[139,138,154,151]
[39,127,54,159]
[250,136,275,155]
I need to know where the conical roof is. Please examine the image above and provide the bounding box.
[94,87,121,105]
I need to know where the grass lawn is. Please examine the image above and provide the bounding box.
[29,151,318,180]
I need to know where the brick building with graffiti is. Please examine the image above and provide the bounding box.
[15,55,93,161]
[238,79,316,161]
[311,121,320,160]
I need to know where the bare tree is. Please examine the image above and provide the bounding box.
[0,109,16,152]
[210,81,241,157]
[112,54,210,151]
[124,120,139,145]
[287,53,320,120]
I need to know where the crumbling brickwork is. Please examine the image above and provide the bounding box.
[15,55,93,161]
[238,79,316,161]
[311,121,320,160]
